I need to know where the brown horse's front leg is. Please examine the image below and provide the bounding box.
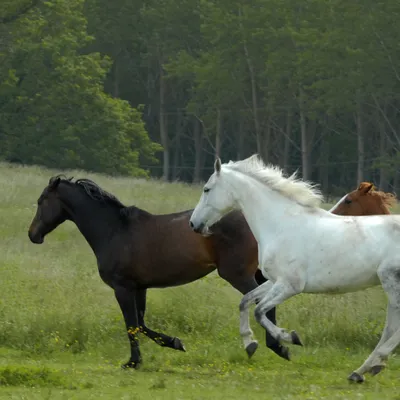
[136,289,186,352]
[114,285,142,369]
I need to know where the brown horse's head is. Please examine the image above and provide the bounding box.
[330,182,397,216]
[28,176,69,244]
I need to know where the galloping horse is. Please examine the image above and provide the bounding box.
[190,155,400,382]
[28,175,395,369]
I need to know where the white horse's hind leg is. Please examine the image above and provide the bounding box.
[348,303,398,383]
[253,280,301,345]
[349,264,400,383]
[239,281,273,357]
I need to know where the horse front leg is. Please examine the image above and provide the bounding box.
[219,262,290,360]
[242,280,302,347]
[136,289,186,352]
[114,285,142,369]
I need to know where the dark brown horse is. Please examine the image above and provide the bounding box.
[28,175,280,368]
[28,177,396,368]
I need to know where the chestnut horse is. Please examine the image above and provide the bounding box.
[329,182,396,215]
[28,176,396,368]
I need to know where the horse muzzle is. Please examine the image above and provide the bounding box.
[28,229,44,244]
[189,220,206,235]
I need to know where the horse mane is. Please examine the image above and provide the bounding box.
[49,175,149,218]
[50,175,126,209]
[224,155,323,208]
[369,189,397,210]
[74,178,126,208]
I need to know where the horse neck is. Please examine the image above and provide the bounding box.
[226,172,304,244]
[59,185,123,254]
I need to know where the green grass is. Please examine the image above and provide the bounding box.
[0,162,400,399]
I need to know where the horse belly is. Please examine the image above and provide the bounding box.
[304,267,380,294]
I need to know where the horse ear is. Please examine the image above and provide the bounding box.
[358,182,374,194]
[214,158,222,174]
[49,176,61,190]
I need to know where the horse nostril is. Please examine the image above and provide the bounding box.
[189,221,194,229]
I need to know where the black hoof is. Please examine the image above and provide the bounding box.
[291,331,303,346]
[348,372,364,383]
[121,360,141,370]
[279,345,291,361]
[268,342,291,361]
[172,337,186,352]
[246,341,258,358]
[370,365,385,376]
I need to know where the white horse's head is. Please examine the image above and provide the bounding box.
[190,158,236,235]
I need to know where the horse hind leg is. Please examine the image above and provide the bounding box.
[349,264,400,383]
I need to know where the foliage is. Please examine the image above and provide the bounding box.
[0,0,160,176]
[2,0,400,189]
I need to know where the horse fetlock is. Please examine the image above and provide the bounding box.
[369,364,385,376]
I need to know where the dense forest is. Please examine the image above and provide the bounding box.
[1,0,400,195]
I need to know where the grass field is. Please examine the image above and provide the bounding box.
[1,163,400,399]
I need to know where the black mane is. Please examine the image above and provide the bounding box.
[49,175,150,218]
[75,178,126,209]
[50,175,126,209]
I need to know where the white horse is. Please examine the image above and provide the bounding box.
[189,154,400,383]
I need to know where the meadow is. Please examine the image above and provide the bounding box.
[0,163,399,399]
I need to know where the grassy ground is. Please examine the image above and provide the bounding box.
[0,163,400,399]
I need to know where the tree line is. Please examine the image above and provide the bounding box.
[1,0,400,195]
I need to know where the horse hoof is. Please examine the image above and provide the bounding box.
[370,365,385,376]
[246,341,259,358]
[121,360,141,370]
[279,345,291,361]
[348,372,364,383]
[173,337,186,352]
[291,331,303,346]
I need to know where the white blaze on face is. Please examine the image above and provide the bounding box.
[328,194,347,213]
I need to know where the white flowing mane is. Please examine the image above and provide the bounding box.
[224,155,323,208]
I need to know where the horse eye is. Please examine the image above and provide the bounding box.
[204,188,210,193]
[344,198,352,204]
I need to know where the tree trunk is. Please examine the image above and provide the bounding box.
[393,168,400,195]
[379,119,388,191]
[356,102,364,184]
[215,108,222,158]
[172,111,183,181]
[283,108,292,173]
[159,64,169,181]
[262,119,271,163]
[243,40,261,154]
[239,7,262,154]
[319,135,330,194]
[192,118,203,183]
[236,118,245,160]
[299,88,310,180]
